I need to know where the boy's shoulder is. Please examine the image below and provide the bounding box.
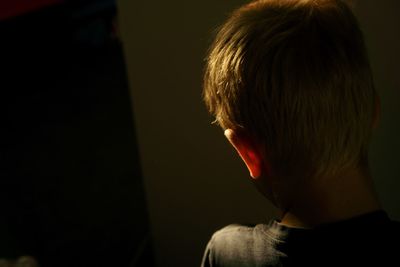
[212,223,256,236]
[202,214,400,267]
[203,223,281,267]
[210,223,270,245]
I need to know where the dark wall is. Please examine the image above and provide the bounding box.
[118,1,400,267]
[353,0,400,219]
[1,2,152,267]
[117,1,275,267]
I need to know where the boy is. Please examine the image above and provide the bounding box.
[201,0,400,266]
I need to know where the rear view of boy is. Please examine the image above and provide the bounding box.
[201,0,400,266]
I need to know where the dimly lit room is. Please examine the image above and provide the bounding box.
[1,0,399,267]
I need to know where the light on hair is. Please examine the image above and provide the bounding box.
[203,0,376,180]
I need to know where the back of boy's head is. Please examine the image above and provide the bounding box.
[203,0,377,181]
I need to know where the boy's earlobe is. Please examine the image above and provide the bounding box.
[224,129,262,179]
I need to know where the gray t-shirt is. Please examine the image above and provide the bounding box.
[201,210,399,267]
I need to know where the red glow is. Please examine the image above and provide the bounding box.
[0,0,63,21]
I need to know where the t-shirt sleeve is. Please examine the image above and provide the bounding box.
[200,224,254,267]
[200,235,215,267]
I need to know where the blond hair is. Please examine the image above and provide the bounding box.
[203,0,376,180]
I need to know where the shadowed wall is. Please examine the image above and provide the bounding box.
[117,0,400,266]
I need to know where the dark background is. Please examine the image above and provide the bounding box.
[1,1,399,267]
[1,1,153,266]
[118,0,400,266]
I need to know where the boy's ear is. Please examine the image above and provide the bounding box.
[224,129,263,179]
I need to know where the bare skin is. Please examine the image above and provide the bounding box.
[223,97,381,228]
[225,128,381,228]
[279,166,381,228]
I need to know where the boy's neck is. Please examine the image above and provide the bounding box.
[279,166,381,228]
